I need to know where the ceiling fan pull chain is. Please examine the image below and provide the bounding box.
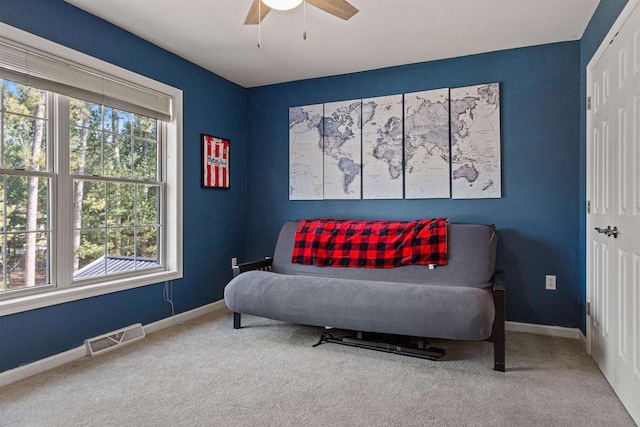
[303,0,307,40]
[258,0,262,48]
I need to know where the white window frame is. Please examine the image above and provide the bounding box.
[0,23,183,316]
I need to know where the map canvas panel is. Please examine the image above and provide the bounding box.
[289,104,324,200]
[362,94,403,199]
[323,100,362,199]
[450,83,501,199]
[404,88,451,199]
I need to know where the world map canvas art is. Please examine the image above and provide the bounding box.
[289,104,324,200]
[289,83,501,200]
[450,83,501,199]
[404,88,451,199]
[323,100,362,200]
[362,94,403,199]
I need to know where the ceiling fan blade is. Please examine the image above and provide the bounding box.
[244,0,272,25]
[306,0,359,21]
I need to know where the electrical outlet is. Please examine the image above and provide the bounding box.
[545,275,556,290]
[231,257,237,267]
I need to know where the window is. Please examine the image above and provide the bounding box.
[0,81,51,292]
[70,99,162,280]
[0,24,183,315]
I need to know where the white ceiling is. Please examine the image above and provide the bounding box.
[64,0,600,88]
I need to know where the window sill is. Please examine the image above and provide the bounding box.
[0,269,182,317]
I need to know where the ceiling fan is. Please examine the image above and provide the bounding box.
[244,0,359,25]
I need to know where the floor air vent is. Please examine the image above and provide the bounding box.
[85,323,145,357]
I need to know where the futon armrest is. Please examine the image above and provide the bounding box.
[491,269,506,371]
[232,258,273,277]
[493,270,505,292]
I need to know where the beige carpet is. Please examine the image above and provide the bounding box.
[0,311,634,427]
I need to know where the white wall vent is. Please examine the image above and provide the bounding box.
[85,323,145,357]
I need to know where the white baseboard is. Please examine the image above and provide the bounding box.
[0,299,228,388]
[506,321,583,341]
[0,345,87,388]
[144,299,228,334]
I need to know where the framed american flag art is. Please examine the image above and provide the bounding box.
[202,134,230,188]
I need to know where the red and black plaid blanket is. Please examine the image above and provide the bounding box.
[291,218,448,268]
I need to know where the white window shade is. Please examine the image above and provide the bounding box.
[0,40,171,121]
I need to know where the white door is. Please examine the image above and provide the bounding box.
[587,2,640,424]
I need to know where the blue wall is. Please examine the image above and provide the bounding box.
[578,0,629,333]
[246,42,582,328]
[0,0,247,372]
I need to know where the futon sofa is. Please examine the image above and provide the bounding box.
[224,221,505,371]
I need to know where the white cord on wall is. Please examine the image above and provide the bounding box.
[163,280,176,318]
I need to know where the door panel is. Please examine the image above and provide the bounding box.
[588,3,640,423]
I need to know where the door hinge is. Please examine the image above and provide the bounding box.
[587,200,591,214]
[587,96,592,110]
[610,31,619,45]
[586,301,591,316]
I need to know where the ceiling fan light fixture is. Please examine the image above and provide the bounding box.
[262,0,303,11]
